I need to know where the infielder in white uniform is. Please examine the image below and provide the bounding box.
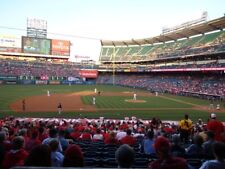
[93,96,96,105]
[47,90,50,97]
[133,93,137,100]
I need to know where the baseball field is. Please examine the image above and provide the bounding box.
[0,84,225,121]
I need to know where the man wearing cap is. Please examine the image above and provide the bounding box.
[207,113,224,141]
[148,136,188,169]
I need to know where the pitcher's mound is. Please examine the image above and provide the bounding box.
[125,99,146,103]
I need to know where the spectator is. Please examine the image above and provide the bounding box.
[42,128,62,152]
[120,129,136,146]
[80,128,92,141]
[200,141,225,169]
[115,144,135,168]
[148,136,188,169]
[25,130,41,152]
[142,130,155,155]
[93,128,104,141]
[0,131,12,168]
[104,131,119,145]
[170,134,186,157]
[207,113,224,141]
[186,135,204,158]
[63,145,84,167]
[58,129,69,151]
[179,114,193,143]
[2,136,28,169]
[49,139,64,167]
[24,144,51,167]
[203,131,216,159]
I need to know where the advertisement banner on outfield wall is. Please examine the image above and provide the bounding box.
[79,70,98,78]
[49,80,60,85]
[61,80,83,85]
[0,76,17,80]
[21,80,34,85]
[6,81,17,84]
[68,77,81,82]
[51,39,70,56]
[35,80,48,85]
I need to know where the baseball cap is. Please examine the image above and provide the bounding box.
[210,113,216,119]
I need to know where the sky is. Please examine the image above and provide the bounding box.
[0,0,225,62]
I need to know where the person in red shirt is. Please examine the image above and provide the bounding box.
[104,131,119,145]
[80,129,92,141]
[120,129,136,146]
[207,113,224,141]
[63,145,84,167]
[70,129,81,141]
[148,136,188,169]
[2,136,29,169]
[25,130,41,152]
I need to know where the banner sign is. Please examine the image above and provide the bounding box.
[51,39,70,56]
[79,69,98,78]
[0,35,21,48]
[68,77,81,82]
[49,80,60,85]
[21,80,34,85]
[6,81,17,84]
[75,55,90,59]
[61,80,83,85]
[35,80,48,85]
[0,76,17,80]
[0,47,21,52]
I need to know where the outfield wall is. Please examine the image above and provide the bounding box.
[0,75,96,85]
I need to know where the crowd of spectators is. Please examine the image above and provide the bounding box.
[0,59,80,78]
[0,113,224,169]
[156,43,225,59]
[97,74,225,98]
[101,30,225,62]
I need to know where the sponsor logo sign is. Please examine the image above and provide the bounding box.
[79,69,98,78]
[51,39,70,56]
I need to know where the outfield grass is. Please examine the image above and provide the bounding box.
[0,85,224,121]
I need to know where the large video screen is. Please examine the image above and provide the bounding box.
[22,36,51,55]
[51,39,70,56]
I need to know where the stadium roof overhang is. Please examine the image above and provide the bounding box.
[101,16,225,46]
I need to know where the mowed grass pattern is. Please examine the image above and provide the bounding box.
[0,85,225,121]
[82,96,193,108]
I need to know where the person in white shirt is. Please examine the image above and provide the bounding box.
[133,93,137,100]
[92,97,96,105]
[93,128,103,141]
[47,90,50,97]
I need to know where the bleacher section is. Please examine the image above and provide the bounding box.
[100,30,225,62]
